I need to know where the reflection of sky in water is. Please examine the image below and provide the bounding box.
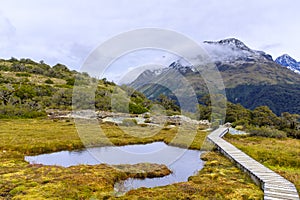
[229,127,247,135]
[122,146,203,190]
[25,142,204,191]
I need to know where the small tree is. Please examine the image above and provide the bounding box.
[157,94,180,112]
[0,84,15,105]
[281,112,300,129]
[251,106,280,127]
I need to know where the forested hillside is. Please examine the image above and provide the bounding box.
[130,38,300,115]
[0,58,151,118]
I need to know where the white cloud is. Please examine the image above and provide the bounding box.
[103,49,180,83]
[0,12,16,53]
[0,0,299,79]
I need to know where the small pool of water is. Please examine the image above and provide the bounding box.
[229,127,247,135]
[25,142,204,193]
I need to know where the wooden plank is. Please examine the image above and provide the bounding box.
[208,127,300,200]
[264,192,299,200]
[265,188,300,196]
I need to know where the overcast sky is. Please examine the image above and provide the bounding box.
[1,0,300,82]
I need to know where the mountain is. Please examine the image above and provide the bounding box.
[129,38,300,115]
[275,54,300,74]
[203,38,273,62]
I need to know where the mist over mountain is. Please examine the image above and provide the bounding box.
[203,38,273,63]
[129,38,300,115]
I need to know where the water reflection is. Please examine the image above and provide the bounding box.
[25,142,204,192]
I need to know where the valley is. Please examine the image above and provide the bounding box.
[0,53,299,199]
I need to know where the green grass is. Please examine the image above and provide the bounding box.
[0,119,263,199]
[0,70,66,85]
[225,134,300,193]
[114,151,263,200]
[0,119,83,155]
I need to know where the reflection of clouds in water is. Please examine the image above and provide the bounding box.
[90,142,187,165]
[25,137,204,193]
[121,147,204,191]
[25,142,202,169]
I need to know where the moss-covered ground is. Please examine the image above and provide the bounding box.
[0,119,263,199]
[226,134,300,194]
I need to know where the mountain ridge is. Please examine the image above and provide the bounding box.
[129,38,300,115]
[275,54,300,74]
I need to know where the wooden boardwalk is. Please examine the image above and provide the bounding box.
[207,127,299,200]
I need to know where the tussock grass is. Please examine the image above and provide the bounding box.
[0,119,83,155]
[226,134,300,193]
[0,70,66,85]
[0,119,263,199]
[114,151,263,200]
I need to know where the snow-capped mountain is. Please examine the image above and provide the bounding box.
[169,60,195,74]
[129,59,194,89]
[128,67,168,89]
[275,54,300,74]
[129,38,300,115]
[203,38,273,63]
[204,38,252,52]
[131,38,276,86]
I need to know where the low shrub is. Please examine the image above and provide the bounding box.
[248,126,287,139]
[16,72,31,77]
[129,103,148,114]
[0,104,46,119]
[45,78,54,84]
[284,129,300,139]
[166,110,180,116]
[232,119,249,127]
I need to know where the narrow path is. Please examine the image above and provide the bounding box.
[207,126,299,200]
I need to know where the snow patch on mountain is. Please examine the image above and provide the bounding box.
[203,38,273,63]
[275,54,300,74]
[131,38,300,85]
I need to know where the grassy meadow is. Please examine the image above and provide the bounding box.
[0,119,264,199]
[225,134,300,193]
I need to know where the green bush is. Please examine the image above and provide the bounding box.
[16,72,31,77]
[232,119,249,127]
[0,65,9,71]
[284,129,300,139]
[66,78,75,86]
[0,76,17,84]
[166,110,180,116]
[45,78,54,84]
[248,126,287,139]
[129,103,148,114]
[0,104,46,119]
